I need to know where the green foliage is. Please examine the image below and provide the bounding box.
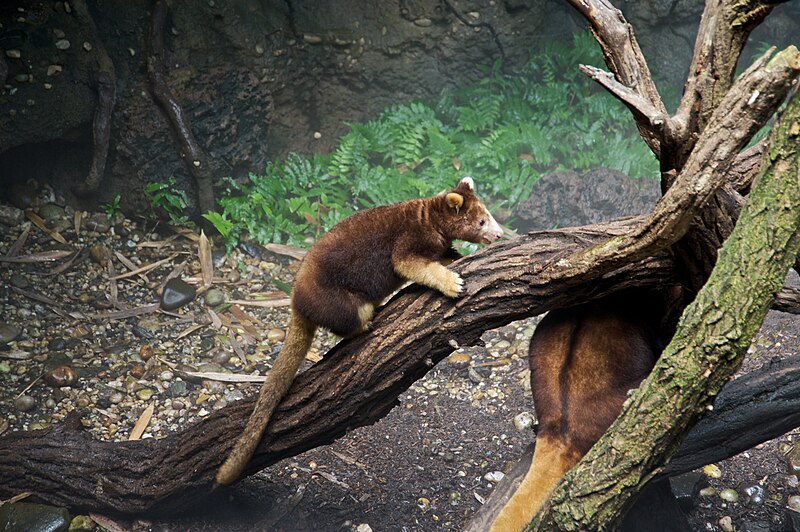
[102,194,122,219]
[210,31,658,248]
[145,176,190,226]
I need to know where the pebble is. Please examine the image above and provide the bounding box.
[137,388,154,401]
[10,273,29,289]
[160,278,197,311]
[719,516,734,532]
[0,204,24,226]
[789,494,800,512]
[786,442,800,475]
[14,395,36,412]
[43,365,78,387]
[85,213,111,233]
[170,380,187,396]
[70,514,94,531]
[513,411,535,431]
[484,471,504,483]
[447,352,471,369]
[266,328,286,343]
[46,65,62,76]
[204,288,225,307]
[211,350,231,365]
[355,525,373,532]
[89,244,111,265]
[5,49,21,58]
[745,484,764,504]
[303,34,322,44]
[414,18,432,27]
[699,486,716,497]
[719,488,738,503]
[55,39,71,50]
[38,203,66,220]
[703,464,722,479]
[0,323,21,344]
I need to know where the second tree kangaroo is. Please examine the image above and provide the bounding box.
[216,176,504,486]
[491,288,682,531]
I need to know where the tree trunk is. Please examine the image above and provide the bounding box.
[530,73,800,531]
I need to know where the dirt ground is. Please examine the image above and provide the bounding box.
[1,203,799,531]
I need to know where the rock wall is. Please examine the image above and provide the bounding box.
[0,0,796,215]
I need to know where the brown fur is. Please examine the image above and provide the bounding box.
[491,289,679,531]
[216,178,503,486]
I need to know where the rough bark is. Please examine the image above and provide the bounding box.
[530,77,800,531]
[0,220,678,515]
[148,0,216,216]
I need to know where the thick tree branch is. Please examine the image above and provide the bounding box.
[540,47,800,284]
[531,82,800,531]
[675,0,782,160]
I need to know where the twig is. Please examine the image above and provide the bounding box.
[0,250,73,263]
[109,254,178,280]
[6,224,31,257]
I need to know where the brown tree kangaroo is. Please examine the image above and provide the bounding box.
[491,288,683,531]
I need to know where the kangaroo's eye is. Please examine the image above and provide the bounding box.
[479,219,486,226]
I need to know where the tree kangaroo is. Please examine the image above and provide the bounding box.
[217,177,504,486]
[491,288,682,531]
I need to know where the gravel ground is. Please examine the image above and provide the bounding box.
[1,196,799,531]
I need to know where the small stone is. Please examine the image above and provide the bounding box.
[69,514,95,531]
[703,464,722,479]
[699,487,716,497]
[160,278,197,311]
[513,411,535,431]
[414,18,432,27]
[484,471,504,483]
[0,205,24,226]
[75,395,91,408]
[137,388,154,401]
[43,365,78,387]
[170,380,187,396]
[447,352,471,369]
[719,516,734,532]
[14,74,29,83]
[0,503,70,532]
[55,39,71,50]
[786,442,800,475]
[46,65,63,76]
[266,328,286,343]
[139,344,154,361]
[82,41,92,51]
[313,131,322,139]
[211,350,231,365]
[38,203,65,220]
[129,365,146,379]
[0,323,21,345]
[719,488,739,503]
[355,525,372,532]
[789,494,800,512]
[417,497,430,511]
[53,29,66,39]
[109,392,124,404]
[85,213,111,233]
[204,288,225,307]
[9,273,28,289]
[200,337,215,352]
[468,367,485,384]
[14,395,35,412]
[89,244,111,265]
[744,484,764,505]
[5,49,21,59]
[159,371,174,381]
[303,34,322,44]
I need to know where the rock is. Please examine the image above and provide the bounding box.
[0,204,24,226]
[0,502,70,532]
[38,203,66,220]
[69,515,94,531]
[719,488,739,503]
[203,287,225,307]
[137,388,154,401]
[85,213,111,233]
[43,365,78,388]
[702,463,722,479]
[10,272,28,289]
[199,337,215,352]
[14,395,36,412]
[513,411,535,431]
[160,278,197,310]
[786,442,800,475]
[512,168,661,232]
[669,471,707,512]
[266,328,286,343]
[0,323,21,344]
[789,494,800,513]
[55,39,71,50]
[719,516,734,532]
[89,244,111,265]
[170,380,187,396]
[744,484,764,505]
[447,352,471,369]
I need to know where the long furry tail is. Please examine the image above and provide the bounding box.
[216,310,316,485]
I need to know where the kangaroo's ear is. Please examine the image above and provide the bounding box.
[446,192,464,212]
[457,176,475,191]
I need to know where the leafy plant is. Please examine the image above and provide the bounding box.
[145,176,190,226]
[210,31,659,249]
[102,194,122,219]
